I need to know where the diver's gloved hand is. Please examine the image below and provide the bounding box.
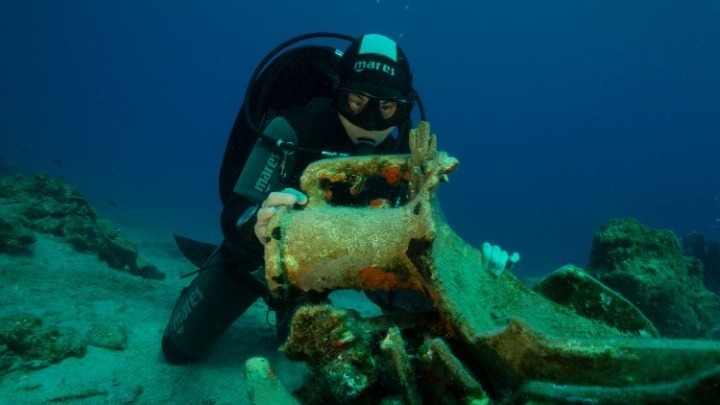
[254,188,308,244]
[481,242,520,276]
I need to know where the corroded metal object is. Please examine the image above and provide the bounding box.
[265,121,457,298]
[254,122,720,403]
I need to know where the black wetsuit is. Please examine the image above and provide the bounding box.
[219,97,403,255]
[161,97,406,364]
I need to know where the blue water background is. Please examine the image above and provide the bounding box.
[2,1,719,277]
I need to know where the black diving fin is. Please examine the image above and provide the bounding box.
[172,234,217,268]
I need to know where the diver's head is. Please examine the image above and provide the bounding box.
[337,34,414,135]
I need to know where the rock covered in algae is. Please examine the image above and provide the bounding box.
[587,217,720,338]
[0,173,164,280]
[0,313,87,374]
[282,305,379,403]
[86,320,128,351]
[0,214,36,253]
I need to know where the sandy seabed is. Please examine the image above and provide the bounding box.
[0,226,377,404]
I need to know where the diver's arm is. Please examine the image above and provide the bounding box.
[219,159,263,257]
[220,115,303,252]
[218,114,261,252]
[220,196,261,254]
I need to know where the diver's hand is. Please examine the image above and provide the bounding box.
[481,242,520,276]
[254,188,308,244]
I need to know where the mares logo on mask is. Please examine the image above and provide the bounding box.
[354,60,395,76]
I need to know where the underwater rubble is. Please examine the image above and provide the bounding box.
[0,313,86,375]
[245,122,720,404]
[0,313,128,377]
[0,173,163,280]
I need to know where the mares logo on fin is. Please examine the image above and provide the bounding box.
[172,286,205,334]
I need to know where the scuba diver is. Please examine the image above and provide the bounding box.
[161,33,518,364]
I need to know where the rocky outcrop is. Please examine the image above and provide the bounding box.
[587,217,720,338]
[0,173,164,280]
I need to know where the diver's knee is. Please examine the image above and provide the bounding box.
[161,334,195,365]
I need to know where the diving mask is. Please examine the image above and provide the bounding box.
[338,91,413,131]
